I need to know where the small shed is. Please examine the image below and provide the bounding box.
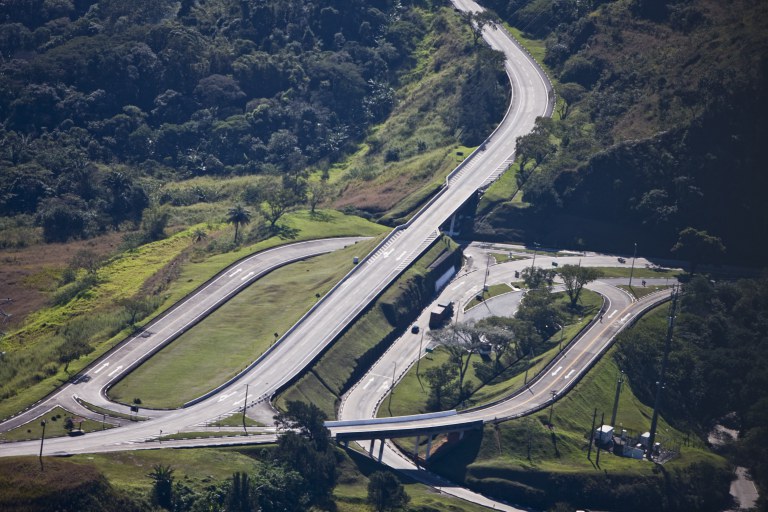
[596,425,614,443]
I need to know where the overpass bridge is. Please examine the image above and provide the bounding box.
[327,411,483,463]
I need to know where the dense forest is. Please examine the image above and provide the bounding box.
[616,275,768,510]
[0,0,446,242]
[476,0,768,265]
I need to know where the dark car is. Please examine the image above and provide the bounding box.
[411,325,420,334]
[618,257,626,263]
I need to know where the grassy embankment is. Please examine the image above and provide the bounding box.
[0,446,493,512]
[476,25,555,215]
[388,304,730,511]
[0,406,112,442]
[277,236,462,418]
[0,211,387,420]
[109,236,383,408]
[329,7,485,225]
[463,282,515,311]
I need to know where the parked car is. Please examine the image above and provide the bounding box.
[618,257,626,263]
[411,325,420,334]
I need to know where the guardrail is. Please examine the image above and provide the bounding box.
[326,410,457,429]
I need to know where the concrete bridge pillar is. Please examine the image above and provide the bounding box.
[368,440,375,457]
[343,440,349,449]
[378,439,385,462]
[414,435,421,467]
[425,435,433,462]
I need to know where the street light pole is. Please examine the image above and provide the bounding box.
[530,242,539,271]
[628,242,637,289]
[39,420,46,471]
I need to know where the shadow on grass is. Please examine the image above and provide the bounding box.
[276,225,300,240]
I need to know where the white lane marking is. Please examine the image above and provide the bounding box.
[107,365,123,377]
[94,362,110,374]
[378,381,390,392]
[362,377,375,390]
[451,282,466,290]
[607,309,618,319]
[240,271,254,281]
[395,251,407,261]
[551,366,563,377]
[217,392,238,402]
[228,268,243,277]
[564,369,576,380]
[233,398,244,406]
[620,313,632,323]
[383,250,392,258]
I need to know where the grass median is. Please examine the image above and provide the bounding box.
[108,237,382,408]
[0,406,113,442]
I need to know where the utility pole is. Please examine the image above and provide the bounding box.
[610,370,625,426]
[530,242,539,271]
[388,361,396,412]
[587,408,597,460]
[548,390,557,425]
[242,384,249,433]
[628,242,638,289]
[416,333,424,391]
[596,412,605,466]
[39,420,46,471]
[482,252,491,293]
[647,286,679,460]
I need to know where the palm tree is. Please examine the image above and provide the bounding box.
[227,204,252,243]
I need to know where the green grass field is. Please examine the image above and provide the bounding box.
[109,237,382,408]
[589,266,682,279]
[464,282,514,311]
[0,406,113,442]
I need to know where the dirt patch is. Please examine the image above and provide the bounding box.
[0,232,128,331]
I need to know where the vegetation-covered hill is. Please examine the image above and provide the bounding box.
[0,0,497,243]
[476,0,768,265]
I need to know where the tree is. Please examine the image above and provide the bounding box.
[306,180,330,215]
[57,333,92,373]
[260,179,298,231]
[558,265,603,307]
[120,296,152,327]
[148,464,175,510]
[226,204,252,243]
[479,322,517,369]
[251,465,307,512]
[424,363,458,411]
[274,400,331,450]
[367,471,410,511]
[428,322,483,401]
[516,288,561,338]
[516,121,554,178]
[274,401,337,502]
[141,205,170,242]
[521,266,556,289]
[463,10,496,46]
[671,227,725,273]
[557,82,586,120]
[227,472,255,512]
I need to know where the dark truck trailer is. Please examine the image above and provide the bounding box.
[429,302,454,328]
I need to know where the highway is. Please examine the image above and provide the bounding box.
[0,0,553,457]
[333,244,675,510]
[0,237,367,432]
[0,0,617,502]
